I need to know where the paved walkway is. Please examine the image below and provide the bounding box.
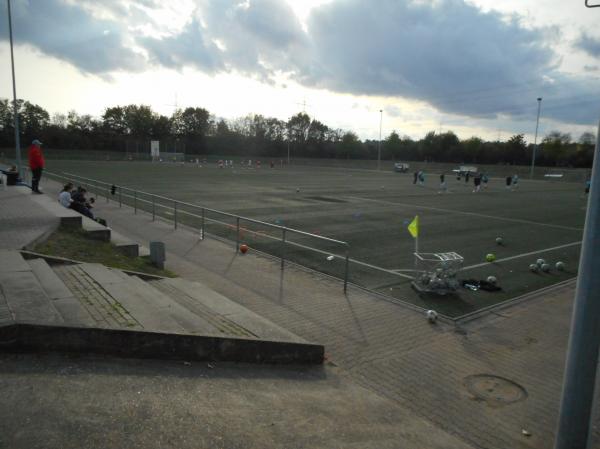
[10,178,600,448]
[0,186,58,250]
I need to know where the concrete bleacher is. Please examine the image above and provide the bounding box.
[0,184,322,364]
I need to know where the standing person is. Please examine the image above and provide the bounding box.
[413,171,418,185]
[438,173,447,193]
[465,172,470,183]
[482,173,489,189]
[512,174,519,190]
[418,170,425,186]
[584,178,591,196]
[473,172,482,192]
[505,175,512,189]
[28,139,45,194]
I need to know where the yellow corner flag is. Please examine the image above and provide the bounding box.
[407,215,419,238]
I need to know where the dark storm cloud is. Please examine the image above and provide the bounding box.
[300,1,551,117]
[140,19,223,73]
[577,33,600,58]
[196,0,307,80]
[0,0,145,75]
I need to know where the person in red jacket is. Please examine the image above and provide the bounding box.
[28,139,45,193]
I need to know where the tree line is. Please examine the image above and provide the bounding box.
[0,98,595,167]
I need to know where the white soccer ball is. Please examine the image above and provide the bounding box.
[425,310,438,323]
[529,263,539,272]
[556,261,566,271]
[495,237,504,245]
[541,263,551,273]
[536,258,546,267]
[486,275,497,285]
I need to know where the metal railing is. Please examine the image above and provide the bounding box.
[45,170,351,292]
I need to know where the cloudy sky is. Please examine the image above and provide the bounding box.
[1,0,600,142]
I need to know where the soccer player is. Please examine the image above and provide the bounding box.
[505,175,512,189]
[438,173,447,193]
[473,173,482,192]
[512,174,519,190]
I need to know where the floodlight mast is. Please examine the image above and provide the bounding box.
[377,109,383,170]
[530,97,542,178]
[7,0,22,177]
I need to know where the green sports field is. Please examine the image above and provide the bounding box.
[45,159,586,318]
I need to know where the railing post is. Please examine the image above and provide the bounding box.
[281,228,286,270]
[119,187,122,208]
[344,246,350,294]
[134,190,137,214]
[201,208,205,240]
[236,217,240,252]
[174,201,178,229]
[152,195,155,221]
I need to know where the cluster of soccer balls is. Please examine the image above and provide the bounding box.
[486,237,566,274]
[529,258,566,273]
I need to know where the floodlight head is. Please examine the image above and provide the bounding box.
[586,0,600,7]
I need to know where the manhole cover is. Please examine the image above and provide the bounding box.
[464,374,527,406]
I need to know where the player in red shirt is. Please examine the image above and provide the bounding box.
[28,139,45,193]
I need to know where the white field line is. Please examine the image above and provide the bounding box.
[389,241,582,273]
[345,195,584,232]
[461,241,582,270]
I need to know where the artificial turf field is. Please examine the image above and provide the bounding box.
[46,159,586,318]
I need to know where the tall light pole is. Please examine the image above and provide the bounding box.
[377,109,383,170]
[554,120,600,448]
[530,97,542,178]
[7,0,22,177]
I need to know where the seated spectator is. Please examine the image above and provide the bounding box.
[1,165,20,186]
[71,186,95,219]
[58,183,74,208]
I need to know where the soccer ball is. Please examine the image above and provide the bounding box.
[541,263,551,273]
[536,258,546,267]
[529,263,539,272]
[239,244,249,254]
[425,310,438,323]
[495,237,504,245]
[296,188,300,193]
[486,275,497,285]
[556,261,566,271]
[486,253,496,262]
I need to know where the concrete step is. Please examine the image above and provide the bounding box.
[0,251,63,324]
[77,263,187,333]
[81,216,111,241]
[29,192,82,228]
[110,229,145,257]
[27,258,95,326]
[151,279,257,338]
[153,278,308,343]
[123,275,223,335]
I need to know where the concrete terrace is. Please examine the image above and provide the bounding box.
[0,176,598,448]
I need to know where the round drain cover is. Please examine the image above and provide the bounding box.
[464,374,527,406]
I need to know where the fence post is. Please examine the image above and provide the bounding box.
[174,201,178,229]
[344,246,350,294]
[201,208,205,240]
[152,196,155,221]
[236,217,240,252]
[281,228,286,270]
[119,187,122,208]
[134,190,137,214]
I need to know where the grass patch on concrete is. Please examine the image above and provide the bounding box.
[34,226,176,278]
